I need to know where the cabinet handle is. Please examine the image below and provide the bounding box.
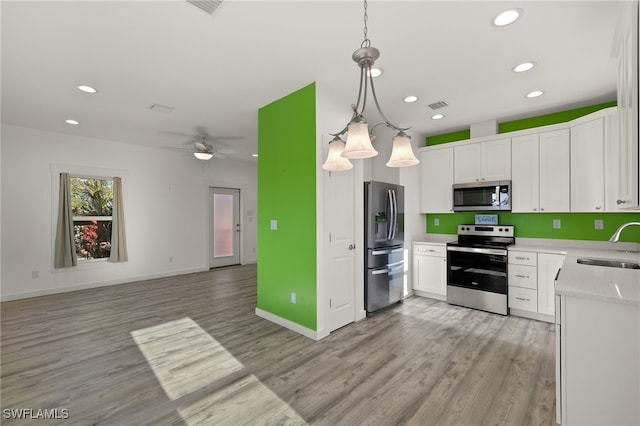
[595,206,602,210]
[515,274,530,279]
[617,199,627,205]
[540,208,545,211]
[515,297,530,302]
[428,249,436,252]
[533,208,537,211]
[515,256,529,260]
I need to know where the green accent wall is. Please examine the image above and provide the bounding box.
[426,212,640,242]
[424,101,640,242]
[425,101,616,146]
[257,83,317,331]
[498,101,617,133]
[425,129,471,146]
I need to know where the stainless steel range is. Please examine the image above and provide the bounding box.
[446,224,514,315]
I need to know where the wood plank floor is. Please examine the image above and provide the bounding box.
[1,264,556,425]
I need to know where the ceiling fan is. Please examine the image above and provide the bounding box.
[192,138,227,160]
[172,126,242,160]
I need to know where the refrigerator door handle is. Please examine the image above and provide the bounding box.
[388,189,397,240]
[386,189,393,241]
[372,268,390,275]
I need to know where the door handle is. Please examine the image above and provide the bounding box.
[348,244,356,250]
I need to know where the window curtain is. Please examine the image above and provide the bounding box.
[54,173,77,268]
[109,176,128,263]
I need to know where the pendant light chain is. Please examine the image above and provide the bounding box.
[362,0,371,48]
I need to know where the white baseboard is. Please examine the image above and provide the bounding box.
[0,267,208,302]
[255,308,325,341]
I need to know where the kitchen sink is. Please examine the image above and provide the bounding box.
[577,257,640,269]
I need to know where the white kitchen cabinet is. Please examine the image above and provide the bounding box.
[511,129,570,212]
[557,295,640,425]
[570,117,606,212]
[611,0,639,210]
[412,243,447,300]
[536,253,564,316]
[454,138,511,183]
[508,249,564,321]
[419,146,454,213]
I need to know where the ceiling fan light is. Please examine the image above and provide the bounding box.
[322,137,353,171]
[194,152,213,160]
[386,132,419,167]
[342,120,378,159]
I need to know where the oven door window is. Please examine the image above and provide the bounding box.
[447,250,507,294]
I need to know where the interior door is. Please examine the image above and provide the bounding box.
[326,168,356,333]
[209,187,241,268]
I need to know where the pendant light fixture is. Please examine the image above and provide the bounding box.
[322,0,419,172]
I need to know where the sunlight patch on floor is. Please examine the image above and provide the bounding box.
[132,317,307,425]
[178,374,308,426]
[131,317,244,400]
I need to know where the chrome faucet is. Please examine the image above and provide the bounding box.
[609,222,640,242]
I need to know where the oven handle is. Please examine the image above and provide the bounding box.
[447,246,507,256]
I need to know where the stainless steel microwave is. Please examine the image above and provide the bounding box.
[452,180,511,211]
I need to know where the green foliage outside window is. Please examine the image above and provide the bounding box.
[70,177,113,260]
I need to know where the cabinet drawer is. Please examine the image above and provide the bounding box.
[508,251,537,266]
[509,286,537,312]
[508,264,537,290]
[414,244,446,257]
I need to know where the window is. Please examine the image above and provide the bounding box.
[70,176,113,261]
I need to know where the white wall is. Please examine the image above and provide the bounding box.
[1,124,257,300]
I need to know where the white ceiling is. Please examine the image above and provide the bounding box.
[1,0,622,162]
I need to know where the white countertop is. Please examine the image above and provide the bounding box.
[412,234,456,245]
[413,235,640,306]
[554,247,640,306]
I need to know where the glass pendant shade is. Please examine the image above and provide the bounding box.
[386,132,420,167]
[194,152,213,160]
[342,120,378,159]
[322,137,353,171]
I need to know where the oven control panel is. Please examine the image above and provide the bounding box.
[457,224,514,237]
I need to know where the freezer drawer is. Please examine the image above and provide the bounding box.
[365,262,404,313]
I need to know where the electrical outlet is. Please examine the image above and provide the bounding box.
[290,292,297,304]
[270,219,278,230]
[595,219,604,230]
[553,219,561,229]
[434,218,440,226]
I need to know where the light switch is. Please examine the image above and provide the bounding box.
[553,219,561,229]
[270,219,278,230]
[434,218,440,226]
[595,219,603,230]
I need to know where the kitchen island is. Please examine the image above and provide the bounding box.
[554,246,640,425]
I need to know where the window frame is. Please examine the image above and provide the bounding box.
[51,164,128,271]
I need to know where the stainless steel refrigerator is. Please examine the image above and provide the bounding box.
[364,181,405,315]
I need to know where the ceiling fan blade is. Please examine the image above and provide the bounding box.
[212,152,228,159]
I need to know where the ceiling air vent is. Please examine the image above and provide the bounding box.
[428,101,448,110]
[186,0,223,15]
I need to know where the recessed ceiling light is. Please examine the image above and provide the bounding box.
[431,114,445,120]
[526,90,544,98]
[369,67,383,78]
[512,62,536,73]
[65,119,80,125]
[403,95,418,103]
[76,85,97,94]
[493,9,522,27]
